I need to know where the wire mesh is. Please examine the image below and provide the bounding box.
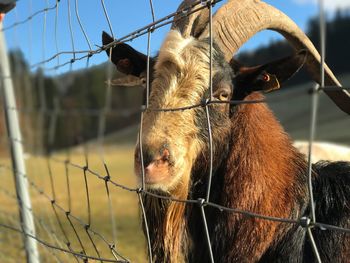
[0,0,349,262]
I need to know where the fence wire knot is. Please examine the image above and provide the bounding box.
[299,216,312,228]
[201,98,210,107]
[104,175,110,182]
[308,84,321,95]
[197,198,206,207]
[109,244,115,249]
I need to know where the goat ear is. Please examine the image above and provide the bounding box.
[233,50,308,98]
[102,31,148,77]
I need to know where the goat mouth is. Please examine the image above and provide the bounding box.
[135,160,173,187]
[143,172,169,185]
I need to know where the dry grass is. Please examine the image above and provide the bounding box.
[0,144,147,263]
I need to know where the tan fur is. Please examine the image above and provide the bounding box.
[163,182,189,262]
[138,31,215,262]
[141,30,214,192]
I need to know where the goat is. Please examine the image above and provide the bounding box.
[102,0,350,262]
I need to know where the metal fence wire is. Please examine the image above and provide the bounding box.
[0,0,349,262]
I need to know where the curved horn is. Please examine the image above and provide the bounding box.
[171,0,209,38]
[201,0,350,114]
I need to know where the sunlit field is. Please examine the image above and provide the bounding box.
[0,142,147,263]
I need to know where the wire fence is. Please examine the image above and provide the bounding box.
[0,0,349,262]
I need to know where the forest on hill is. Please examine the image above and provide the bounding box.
[1,10,349,153]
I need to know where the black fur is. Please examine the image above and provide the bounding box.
[253,161,350,263]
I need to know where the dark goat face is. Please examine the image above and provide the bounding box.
[102,31,306,193]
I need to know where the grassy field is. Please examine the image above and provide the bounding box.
[0,144,147,263]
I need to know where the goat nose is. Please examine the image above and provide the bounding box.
[142,145,171,168]
[142,149,154,168]
[159,148,170,165]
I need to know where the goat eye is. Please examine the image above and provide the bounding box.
[219,91,229,101]
[259,73,270,82]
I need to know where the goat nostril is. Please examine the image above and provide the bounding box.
[161,149,170,162]
[140,145,171,168]
[142,148,154,168]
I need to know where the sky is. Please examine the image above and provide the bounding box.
[2,0,350,74]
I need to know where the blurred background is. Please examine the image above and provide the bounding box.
[0,0,349,262]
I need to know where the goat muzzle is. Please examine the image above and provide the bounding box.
[135,146,172,186]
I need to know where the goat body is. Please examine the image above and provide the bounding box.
[102,4,350,259]
[187,94,350,262]
[142,92,350,263]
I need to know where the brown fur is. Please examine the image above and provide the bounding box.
[164,185,188,262]
[217,92,308,261]
[143,184,189,262]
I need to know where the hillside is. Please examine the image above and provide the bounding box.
[267,74,350,145]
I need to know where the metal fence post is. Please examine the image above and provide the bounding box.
[0,22,40,263]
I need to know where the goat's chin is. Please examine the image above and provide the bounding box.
[138,168,192,198]
[142,174,175,192]
[141,172,184,193]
